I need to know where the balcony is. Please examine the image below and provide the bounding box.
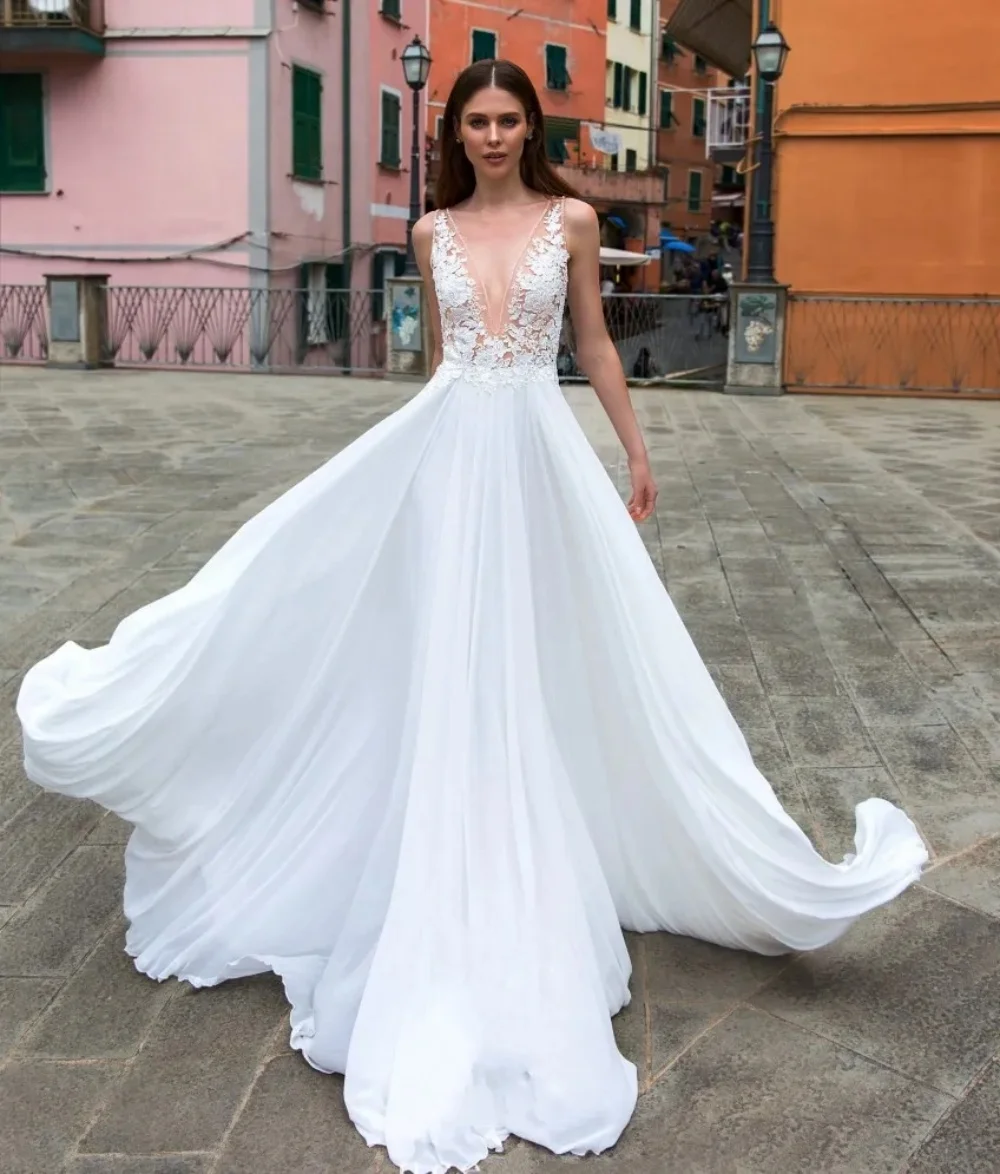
[555,165,668,208]
[706,87,750,164]
[0,0,105,55]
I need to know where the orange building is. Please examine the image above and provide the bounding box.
[425,0,607,176]
[655,10,721,241]
[668,0,1000,394]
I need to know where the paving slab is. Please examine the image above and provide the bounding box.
[1,370,1000,1171]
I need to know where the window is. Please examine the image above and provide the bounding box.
[692,96,706,138]
[471,29,497,63]
[292,66,323,181]
[623,67,634,111]
[380,88,402,168]
[380,0,402,18]
[661,32,679,61]
[545,44,570,91]
[659,89,674,128]
[434,115,444,140]
[610,153,619,171]
[629,0,642,31]
[607,0,617,19]
[299,263,348,347]
[611,61,624,109]
[694,54,708,74]
[625,148,637,172]
[372,249,407,320]
[688,170,703,212]
[0,73,46,193]
[305,264,329,345]
[545,116,579,164]
[637,72,647,117]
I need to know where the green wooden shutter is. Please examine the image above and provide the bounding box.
[659,89,673,128]
[688,170,703,212]
[612,62,624,108]
[381,0,401,18]
[623,67,633,111]
[546,45,568,91]
[545,116,579,163]
[629,0,642,31]
[625,149,637,172]
[692,96,706,137]
[471,30,497,62]
[607,0,617,18]
[292,67,322,180]
[0,73,46,193]
[381,91,401,167]
[638,72,647,117]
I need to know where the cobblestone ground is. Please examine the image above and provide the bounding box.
[2,367,1000,1174]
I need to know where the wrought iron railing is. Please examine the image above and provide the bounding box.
[1,0,103,32]
[706,87,750,159]
[0,285,47,361]
[561,293,729,386]
[103,285,387,373]
[786,295,1000,394]
[0,284,729,385]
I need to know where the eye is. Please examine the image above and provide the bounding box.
[501,116,520,127]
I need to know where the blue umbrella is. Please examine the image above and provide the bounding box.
[664,239,696,254]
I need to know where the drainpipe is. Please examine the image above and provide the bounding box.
[341,0,351,279]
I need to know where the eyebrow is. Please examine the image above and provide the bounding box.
[463,109,524,119]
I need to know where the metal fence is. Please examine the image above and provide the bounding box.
[787,295,1000,395]
[0,284,730,386]
[104,285,387,373]
[564,293,729,387]
[0,285,47,361]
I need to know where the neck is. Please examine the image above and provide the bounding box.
[462,173,540,211]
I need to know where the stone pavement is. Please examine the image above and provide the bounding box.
[2,366,1000,1174]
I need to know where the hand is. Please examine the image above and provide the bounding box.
[627,456,658,522]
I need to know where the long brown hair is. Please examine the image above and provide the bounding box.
[435,59,580,209]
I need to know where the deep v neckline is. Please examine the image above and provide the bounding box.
[444,201,554,338]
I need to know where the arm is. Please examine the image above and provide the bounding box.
[413,212,443,376]
[564,199,657,521]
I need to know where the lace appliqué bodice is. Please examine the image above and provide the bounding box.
[431,199,569,385]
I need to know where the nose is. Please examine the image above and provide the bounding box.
[487,120,502,145]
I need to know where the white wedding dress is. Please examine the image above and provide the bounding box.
[17,199,927,1174]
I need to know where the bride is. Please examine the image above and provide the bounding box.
[18,60,927,1174]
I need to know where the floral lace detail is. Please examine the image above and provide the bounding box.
[431,199,569,385]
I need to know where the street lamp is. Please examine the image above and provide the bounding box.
[745,22,790,283]
[401,36,432,276]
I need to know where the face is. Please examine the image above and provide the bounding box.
[457,86,531,181]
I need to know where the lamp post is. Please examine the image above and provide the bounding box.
[401,36,432,276]
[745,22,790,284]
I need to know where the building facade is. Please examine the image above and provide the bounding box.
[667,0,1000,394]
[0,0,428,304]
[425,0,607,177]
[655,10,719,241]
[605,0,656,173]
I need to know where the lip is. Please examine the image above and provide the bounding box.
[483,153,507,163]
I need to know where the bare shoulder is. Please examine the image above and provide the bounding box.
[412,210,438,247]
[563,197,598,234]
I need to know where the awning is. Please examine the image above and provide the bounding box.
[665,0,753,79]
[599,247,651,268]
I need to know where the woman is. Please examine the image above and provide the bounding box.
[18,61,926,1174]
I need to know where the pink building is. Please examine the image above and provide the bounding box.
[0,0,429,366]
